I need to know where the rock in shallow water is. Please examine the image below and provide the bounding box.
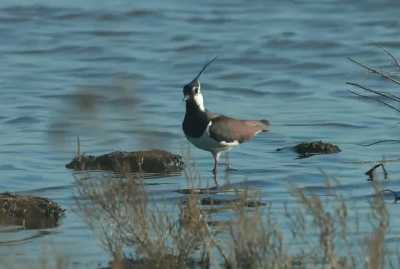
[277,141,341,158]
[293,141,341,157]
[200,196,265,207]
[104,256,206,269]
[0,192,65,229]
[66,149,184,173]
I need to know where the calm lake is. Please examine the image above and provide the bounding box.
[1,0,400,267]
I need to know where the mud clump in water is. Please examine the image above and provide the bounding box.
[0,192,65,229]
[200,197,266,207]
[104,256,206,269]
[66,149,184,173]
[287,141,341,158]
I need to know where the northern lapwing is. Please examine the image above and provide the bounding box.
[182,57,270,186]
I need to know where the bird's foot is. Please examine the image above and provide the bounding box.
[211,169,219,188]
[209,184,220,191]
[225,166,238,172]
[223,163,238,172]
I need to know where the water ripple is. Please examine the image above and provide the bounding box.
[5,116,40,125]
[285,122,367,129]
[11,45,103,56]
[2,0,400,265]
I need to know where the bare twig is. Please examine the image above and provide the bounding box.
[366,163,388,181]
[347,82,400,102]
[348,88,400,113]
[358,139,400,147]
[381,189,400,203]
[381,47,400,70]
[348,57,400,85]
[76,136,81,158]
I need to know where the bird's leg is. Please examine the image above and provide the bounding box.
[212,152,220,187]
[224,152,237,172]
[212,152,220,174]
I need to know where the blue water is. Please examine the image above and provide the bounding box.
[2,0,400,267]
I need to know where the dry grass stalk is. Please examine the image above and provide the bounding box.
[73,153,397,269]
[286,179,394,269]
[225,202,289,269]
[364,183,389,269]
[74,167,211,269]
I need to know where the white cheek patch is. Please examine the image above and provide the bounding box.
[193,92,205,111]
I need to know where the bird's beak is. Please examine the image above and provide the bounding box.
[182,57,216,102]
[193,56,217,81]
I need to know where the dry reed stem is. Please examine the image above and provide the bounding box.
[74,167,211,269]
[73,155,397,269]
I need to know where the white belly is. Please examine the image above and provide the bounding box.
[186,122,239,153]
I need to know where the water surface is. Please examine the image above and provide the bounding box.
[1,0,400,267]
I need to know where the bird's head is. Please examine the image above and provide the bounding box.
[183,79,201,101]
[183,57,217,111]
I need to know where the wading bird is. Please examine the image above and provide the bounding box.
[182,57,270,186]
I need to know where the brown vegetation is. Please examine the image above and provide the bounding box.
[72,160,396,269]
[277,141,341,158]
[294,141,341,156]
[74,171,211,269]
[66,149,184,173]
[0,192,65,229]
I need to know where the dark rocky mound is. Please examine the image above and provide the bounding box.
[201,197,265,207]
[104,256,206,269]
[66,149,184,173]
[293,141,341,157]
[277,141,341,158]
[0,192,65,229]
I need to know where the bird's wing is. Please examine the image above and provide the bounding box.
[205,109,220,119]
[209,115,270,144]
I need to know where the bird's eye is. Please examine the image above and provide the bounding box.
[194,87,199,94]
